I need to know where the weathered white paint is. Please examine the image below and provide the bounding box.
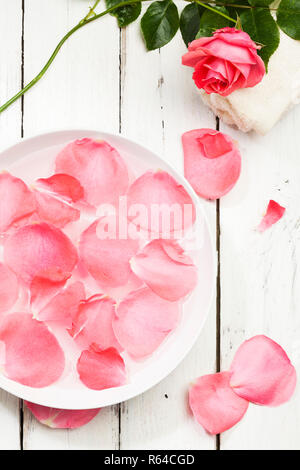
[0,0,23,451]
[0,0,299,450]
[219,111,300,450]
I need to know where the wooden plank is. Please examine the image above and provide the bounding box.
[219,109,300,449]
[22,0,120,450]
[119,6,217,449]
[0,0,23,450]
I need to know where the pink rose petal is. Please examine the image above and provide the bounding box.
[130,239,197,301]
[0,313,65,387]
[127,170,196,234]
[38,281,85,329]
[0,172,36,233]
[36,174,84,203]
[30,268,71,309]
[34,191,80,228]
[0,263,19,313]
[112,287,180,358]
[258,200,285,232]
[182,129,241,200]
[189,371,249,435]
[79,220,139,288]
[4,223,78,284]
[77,346,126,391]
[55,138,129,207]
[70,294,122,351]
[230,335,297,406]
[25,401,100,429]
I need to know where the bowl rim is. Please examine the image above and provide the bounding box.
[0,129,216,409]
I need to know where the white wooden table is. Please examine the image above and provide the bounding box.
[0,0,299,450]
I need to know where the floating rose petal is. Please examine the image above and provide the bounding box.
[130,239,197,301]
[38,281,85,329]
[25,401,100,429]
[30,268,71,309]
[36,174,84,203]
[55,138,129,207]
[182,129,241,200]
[0,313,65,387]
[127,170,196,234]
[79,220,139,288]
[257,200,285,232]
[0,263,19,313]
[189,371,249,435]
[230,335,297,406]
[113,287,180,358]
[0,172,36,233]
[4,223,78,284]
[77,346,126,391]
[34,191,80,228]
[70,294,122,351]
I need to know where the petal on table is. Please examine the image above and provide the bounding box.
[0,313,65,388]
[189,371,249,435]
[25,402,100,429]
[230,335,297,406]
[182,129,241,200]
[257,200,285,232]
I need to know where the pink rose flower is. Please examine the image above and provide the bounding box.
[182,27,265,97]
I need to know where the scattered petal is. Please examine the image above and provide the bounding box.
[36,174,84,203]
[0,263,19,313]
[77,346,126,391]
[55,138,129,207]
[34,191,80,228]
[130,239,197,301]
[0,313,65,387]
[38,282,85,329]
[258,200,285,232]
[230,335,297,406]
[127,170,196,234]
[189,371,249,435]
[70,294,122,351]
[25,402,100,429]
[30,268,71,309]
[79,220,139,288]
[182,129,241,200]
[113,287,180,358]
[4,223,78,284]
[0,172,36,233]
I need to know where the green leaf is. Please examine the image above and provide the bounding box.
[105,0,141,28]
[277,0,300,39]
[180,3,204,47]
[141,0,179,50]
[196,7,230,38]
[240,8,280,68]
[248,0,273,6]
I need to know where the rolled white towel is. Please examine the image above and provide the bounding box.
[200,32,300,134]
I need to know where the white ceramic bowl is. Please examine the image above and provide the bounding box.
[0,130,216,409]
